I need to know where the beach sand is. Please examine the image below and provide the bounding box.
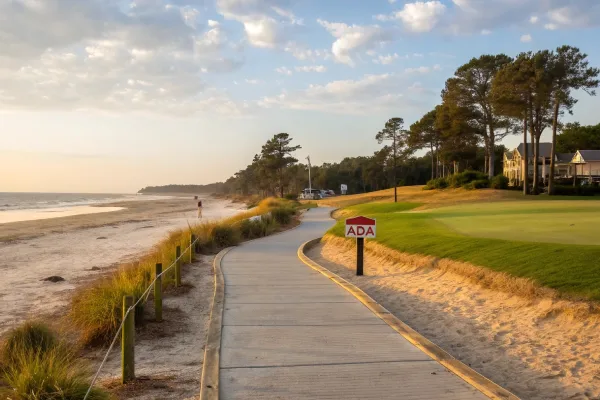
[0,197,244,335]
[308,239,600,400]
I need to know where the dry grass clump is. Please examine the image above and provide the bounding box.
[0,322,110,400]
[69,197,298,346]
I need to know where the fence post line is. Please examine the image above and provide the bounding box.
[122,295,135,384]
[175,246,181,286]
[154,263,163,322]
[190,234,196,263]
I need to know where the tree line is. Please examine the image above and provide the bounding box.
[141,45,599,198]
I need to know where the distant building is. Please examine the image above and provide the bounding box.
[502,142,600,186]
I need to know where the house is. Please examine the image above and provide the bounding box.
[571,150,600,181]
[503,142,575,186]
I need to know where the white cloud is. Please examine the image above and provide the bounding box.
[520,34,532,42]
[530,15,539,24]
[284,42,330,61]
[258,73,434,114]
[318,19,394,66]
[481,29,492,35]
[0,0,245,114]
[216,0,301,48]
[377,1,446,32]
[245,78,262,84]
[295,65,327,73]
[404,64,441,74]
[373,53,400,65]
[275,66,293,75]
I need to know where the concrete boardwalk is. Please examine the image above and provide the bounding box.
[219,208,489,399]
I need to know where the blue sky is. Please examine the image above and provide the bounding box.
[1,0,600,193]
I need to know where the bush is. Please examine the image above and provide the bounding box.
[212,225,241,248]
[553,185,600,196]
[2,322,58,367]
[463,179,490,190]
[425,177,449,190]
[271,206,296,225]
[490,175,509,190]
[284,193,298,201]
[447,170,489,188]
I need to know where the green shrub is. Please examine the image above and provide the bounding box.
[271,207,296,225]
[448,170,489,188]
[490,175,509,190]
[425,177,449,190]
[212,225,241,248]
[553,185,600,196]
[284,193,298,201]
[463,179,489,190]
[2,322,58,367]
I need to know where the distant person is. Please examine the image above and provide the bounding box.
[197,200,203,219]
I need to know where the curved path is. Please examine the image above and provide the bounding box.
[219,207,490,399]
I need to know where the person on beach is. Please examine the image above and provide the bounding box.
[197,200,203,219]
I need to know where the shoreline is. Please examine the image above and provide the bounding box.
[0,196,245,336]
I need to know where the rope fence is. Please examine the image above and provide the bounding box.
[83,235,201,400]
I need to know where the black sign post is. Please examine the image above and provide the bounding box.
[356,237,364,276]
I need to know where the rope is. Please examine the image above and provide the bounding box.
[83,236,200,400]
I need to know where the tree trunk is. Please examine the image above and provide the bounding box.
[548,99,560,195]
[488,125,495,178]
[484,155,488,176]
[430,143,435,180]
[533,135,540,194]
[393,135,397,203]
[522,117,529,195]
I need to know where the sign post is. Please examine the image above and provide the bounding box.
[345,216,376,276]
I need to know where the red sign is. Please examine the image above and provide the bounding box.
[345,216,376,238]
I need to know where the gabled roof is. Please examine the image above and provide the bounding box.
[578,150,600,162]
[504,152,513,160]
[556,153,575,163]
[516,143,552,158]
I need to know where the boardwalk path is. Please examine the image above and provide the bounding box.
[218,207,490,399]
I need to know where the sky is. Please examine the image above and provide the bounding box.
[1,0,600,193]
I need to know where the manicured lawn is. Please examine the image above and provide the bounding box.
[329,201,600,300]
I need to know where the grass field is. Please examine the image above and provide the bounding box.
[329,199,600,301]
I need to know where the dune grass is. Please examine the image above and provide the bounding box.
[0,322,110,400]
[329,200,600,301]
[69,197,299,345]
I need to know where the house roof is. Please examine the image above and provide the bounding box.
[505,152,513,160]
[556,153,575,163]
[578,150,600,162]
[516,143,553,158]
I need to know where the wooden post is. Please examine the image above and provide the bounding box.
[356,238,364,276]
[154,263,162,322]
[175,246,181,287]
[122,295,135,383]
[190,234,196,263]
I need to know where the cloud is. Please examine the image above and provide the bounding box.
[275,66,293,75]
[284,42,330,61]
[258,71,438,114]
[404,64,441,74]
[216,0,301,48]
[377,1,446,32]
[481,29,492,35]
[295,65,327,73]
[530,15,539,24]
[318,19,394,65]
[373,53,400,65]
[520,34,532,42]
[0,0,246,115]
[245,78,262,84]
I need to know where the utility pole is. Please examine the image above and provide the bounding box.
[306,156,312,196]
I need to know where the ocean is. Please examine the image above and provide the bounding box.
[0,192,140,212]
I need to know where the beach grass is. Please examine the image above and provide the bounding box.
[0,322,110,400]
[69,197,298,345]
[329,199,600,301]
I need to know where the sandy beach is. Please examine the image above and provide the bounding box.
[308,238,600,400]
[0,196,244,335]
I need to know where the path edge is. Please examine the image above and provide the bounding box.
[298,238,520,400]
[200,246,232,400]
